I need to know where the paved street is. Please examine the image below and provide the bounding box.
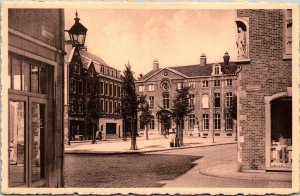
[64,144,292,188]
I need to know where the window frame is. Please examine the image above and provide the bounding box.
[202,114,209,130]
[214,113,221,130]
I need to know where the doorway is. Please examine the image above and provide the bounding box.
[8,94,47,187]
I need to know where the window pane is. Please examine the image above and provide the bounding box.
[39,66,47,94]
[31,103,45,182]
[12,58,21,90]
[31,65,39,93]
[22,62,31,92]
[9,101,26,187]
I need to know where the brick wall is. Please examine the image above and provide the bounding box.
[237,10,292,170]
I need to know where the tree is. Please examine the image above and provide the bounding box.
[139,95,152,140]
[156,107,172,135]
[229,95,237,141]
[86,96,100,144]
[171,86,193,146]
[120,63,138,150]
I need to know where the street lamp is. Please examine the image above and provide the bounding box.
[66,11,88,49]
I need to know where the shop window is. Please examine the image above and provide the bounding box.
[163,93,170,109]
[214,113,221,130]
[226,114,233,130]
[214,93,221,108]
[202,114,209,130]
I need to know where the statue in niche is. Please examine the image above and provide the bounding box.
[236,27,247,59]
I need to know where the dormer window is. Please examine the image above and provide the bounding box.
[213,64,221,75]
[100,65,104,74]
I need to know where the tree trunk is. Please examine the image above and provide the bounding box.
[92,123,96,144]
[145,124,149,140]
[179,127,183,146]
[130,117,137,150]
[175,124,180,147]
[234,120,237,141]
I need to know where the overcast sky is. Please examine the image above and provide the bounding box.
[65,9,237,76]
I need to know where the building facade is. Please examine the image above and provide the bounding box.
[7,9,65,187]
[135,55,237,138]
[66,47,123,141]
[236,9,293,171]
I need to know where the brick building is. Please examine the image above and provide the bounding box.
[65,12,123,141]
[236,9,293,171]
[135,54,237,138]
[7,9,65,187]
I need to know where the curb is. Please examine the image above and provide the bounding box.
[198,168,292,183]
[64,142,237,155]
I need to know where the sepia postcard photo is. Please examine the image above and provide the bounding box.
[0,2,299,195]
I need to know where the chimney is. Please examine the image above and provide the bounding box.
[153,58,159,71]
[200,53,206,66]
[223,51,230,65]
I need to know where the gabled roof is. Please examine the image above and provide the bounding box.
[169,63,214,77]
[137,63,216,82]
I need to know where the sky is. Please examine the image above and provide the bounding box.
[65,9,237,76]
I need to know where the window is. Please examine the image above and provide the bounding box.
[73,62,80,74]
[78,80,83,95]
[149,96,154,109]
[99,81,103,94]
[118,86,121,97]
[105,83,108,95]
[189,94,195,108]
[100,66,104,74]
[226,114,233,130]
[113,84,117,97]
[226,79,232,86]
[70,78,76,93]
[214,64,221,75]
[226,92,233,108]
[284,9,292,55]
[109,101,113,114]
[114,101,117,114]
[139,85,145,92]
[177,82,183,89]
[202,94,209,108]
[163,94,170,109]
[105,100,108,113]
[70,99,76,114]
[214,93,221,108]
[31,65,39,93]
[189,114,195,129]
[78,100,83,114]
[109,84,113,96]
[202,80,208,88]
[203,114,209,130]
[214,113,221,130]
[148,84,155,91]
[214,80,220,87]
[149,115,155,129]
[118,102,121,114]
[189,82,196,89]
[100,99,104,113]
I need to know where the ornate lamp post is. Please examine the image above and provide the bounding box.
[66,11,88,49]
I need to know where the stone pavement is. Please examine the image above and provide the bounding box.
[64,134,236,154]
[64,135,292,185]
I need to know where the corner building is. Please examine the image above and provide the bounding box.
[136,55,237,138]
[236,9,293,171]
[7,9,65,187]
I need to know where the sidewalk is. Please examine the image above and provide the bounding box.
[64,135,236,154]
